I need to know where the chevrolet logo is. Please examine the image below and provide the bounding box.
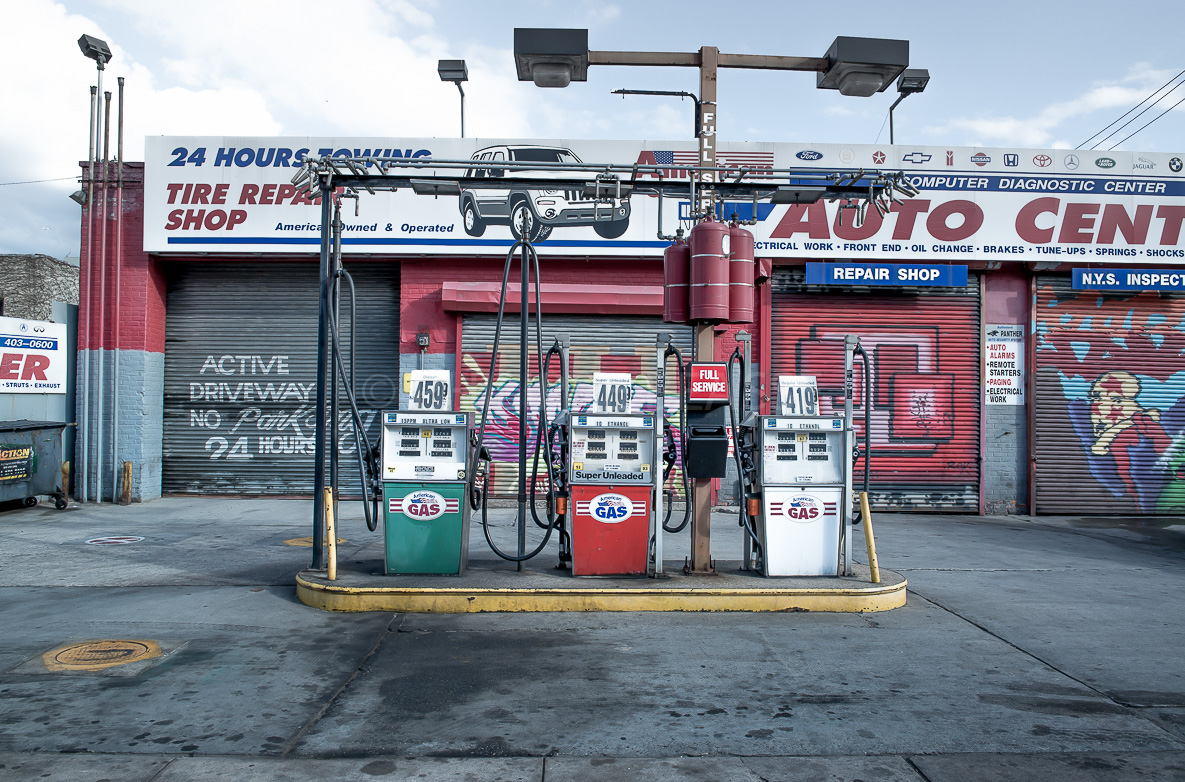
[901,152,932,164]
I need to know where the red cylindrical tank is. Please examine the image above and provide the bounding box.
[728,224,755,324]
[689,219,731,322]
[662,240,691,323]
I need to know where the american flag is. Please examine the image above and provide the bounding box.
[653,150,699,167]
[651,151,775,169]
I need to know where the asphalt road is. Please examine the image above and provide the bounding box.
[1,497,1183,780]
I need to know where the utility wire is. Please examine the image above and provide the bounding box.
[1108,92,1185,150]
[1077,69,1185,150]
[0,176,77,186]
[1092,77,1185,150]
[873,109,890,145]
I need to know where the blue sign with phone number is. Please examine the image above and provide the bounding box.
[806,262,968,286]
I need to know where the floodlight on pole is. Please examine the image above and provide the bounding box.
[437,59,468,137]
[889,68,930,144]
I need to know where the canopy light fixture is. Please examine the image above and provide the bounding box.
[817,36,908,97]
[513,28,589,88]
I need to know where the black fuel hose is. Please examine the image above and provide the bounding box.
[327,266,381,532]
[853,343,872,523]
[727,346,763,561]
[470,240,557,562]
[661,345,691,533]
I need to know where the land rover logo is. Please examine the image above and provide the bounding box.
[796,150,823,161]
[1095,157,1116,169]
[783,494,823,522]
[590,493,634,523]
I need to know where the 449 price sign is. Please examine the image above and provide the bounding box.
[592,372,633,414]
[407,370,452,412]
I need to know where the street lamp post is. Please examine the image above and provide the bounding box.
[513,29,910,573]
[438,59,468,137]
[889,69,930,144]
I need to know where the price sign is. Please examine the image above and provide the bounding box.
[592,372,632,414]
[407,370,452,411]
[778,376,819,416]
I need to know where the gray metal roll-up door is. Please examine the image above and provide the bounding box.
[1034,275,1185,515]
[770,267,982,512]
[162,262,399,495]
[460,314,693,499]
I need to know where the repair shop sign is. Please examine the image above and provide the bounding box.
[688,363,730,402]
[0,316,67,394]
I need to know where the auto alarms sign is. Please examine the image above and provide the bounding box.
[144,137,1185,263]
[0,316,67,394]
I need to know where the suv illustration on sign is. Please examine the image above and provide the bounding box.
[459,145,631,242]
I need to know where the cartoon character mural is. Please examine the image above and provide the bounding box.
[1036,287,1185,514]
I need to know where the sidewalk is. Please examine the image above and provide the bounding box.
[0,497,1182,780]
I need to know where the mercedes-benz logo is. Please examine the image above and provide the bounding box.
[1064,154,1080,170]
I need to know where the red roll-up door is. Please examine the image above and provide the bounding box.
[771,268,982,512]
[1034,276,1185,515]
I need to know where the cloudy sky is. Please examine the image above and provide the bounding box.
[5,0,1185,259]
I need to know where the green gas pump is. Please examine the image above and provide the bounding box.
[380,406,473,575]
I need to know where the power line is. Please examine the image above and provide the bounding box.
[1076,69,1185,150]
[1091,77,1185,150]
[0,176,77,186]
[1108,92,1185,150]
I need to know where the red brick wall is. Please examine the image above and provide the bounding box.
[79,163,166,354]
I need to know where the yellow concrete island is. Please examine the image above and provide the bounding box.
[295,562,906,614]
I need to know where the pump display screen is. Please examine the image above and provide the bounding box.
[382,411,470,482]
[569,414,655,485]
[759,416,844,485]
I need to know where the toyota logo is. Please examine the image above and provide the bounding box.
[1033,154,1052,167]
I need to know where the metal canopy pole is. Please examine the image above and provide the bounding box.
[689,46,718,574]
[311,183,332,570]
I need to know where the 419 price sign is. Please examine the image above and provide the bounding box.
[778,376,819,416]
[407,370,452,411]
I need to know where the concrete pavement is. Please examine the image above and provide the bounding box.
[0,497,1183,779]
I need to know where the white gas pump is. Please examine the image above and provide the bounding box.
[736,336,861,577]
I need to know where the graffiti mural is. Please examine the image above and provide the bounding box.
[772,291,981,510]
[1035,286,1185,514]
[458,347,685,498]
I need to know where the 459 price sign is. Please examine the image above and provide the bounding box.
[406,370,452,412]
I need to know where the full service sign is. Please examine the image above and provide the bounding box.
[145,138,1185,262]
[688,364,730,403]
[0,316,67,394]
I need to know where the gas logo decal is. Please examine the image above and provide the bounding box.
[783,494,822,522]
[590,493,634,523]
[395,490,448,520]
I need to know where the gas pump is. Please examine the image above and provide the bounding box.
[566,364,661,577]
[734,336,861,577]
[379,369,474,575]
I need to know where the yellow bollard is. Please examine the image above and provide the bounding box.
[860,491,881,584]
[324,488,337,581]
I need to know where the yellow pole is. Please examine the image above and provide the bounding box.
[860,491,880,584]
[324,488,337,581]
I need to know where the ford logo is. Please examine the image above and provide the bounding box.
[1095,157,1116,169]
[796,150,823,161]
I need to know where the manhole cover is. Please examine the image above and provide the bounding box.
[284,536,347,547]
[86,536,144,545]
[42,640,162,672]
